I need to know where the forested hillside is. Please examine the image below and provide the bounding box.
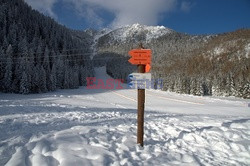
[94,25,250,98]
[153,29,250,98]
[0,0,94,94]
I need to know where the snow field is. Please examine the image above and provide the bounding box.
[1,67,250,165]
[1,102,250,165]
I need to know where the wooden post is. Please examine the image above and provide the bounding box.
[137,44,145,147]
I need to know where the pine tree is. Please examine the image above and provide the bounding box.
[43,46,51,90]
[242,82,250,99]
[3,45,13,92]
[19,71,29,94]
[79,66,87,86]
[43,45,50,71]
[50,64,57,91]
[63,67,70,89]
[35,41,43,65]
[40,66,47,92]
[56,57,64,88]
[33,65,41,93]
[0,47,5,90]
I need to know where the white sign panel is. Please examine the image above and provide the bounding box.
[128,73,151,81]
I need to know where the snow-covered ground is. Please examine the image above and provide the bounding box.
[1,67,250,166]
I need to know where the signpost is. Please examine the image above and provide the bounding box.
[128,44,151,147]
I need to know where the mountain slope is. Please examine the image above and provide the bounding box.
[0,0,94,94]
[92,24,250,98]
[100,23,173,43]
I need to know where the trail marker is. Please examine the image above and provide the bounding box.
[128,45,152,147]
[128,73,151,89]
[128,49,151,73]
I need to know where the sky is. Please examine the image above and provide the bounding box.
[24,0,250,35]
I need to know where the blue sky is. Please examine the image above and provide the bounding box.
[25,0,250,35]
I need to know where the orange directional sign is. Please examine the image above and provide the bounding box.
[128,49,151,65]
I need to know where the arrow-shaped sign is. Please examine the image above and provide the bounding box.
[128,49,152,66]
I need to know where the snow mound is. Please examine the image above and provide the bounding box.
[4,112,250,166]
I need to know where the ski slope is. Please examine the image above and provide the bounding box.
[0,67,250,166]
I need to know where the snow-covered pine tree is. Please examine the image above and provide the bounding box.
[50,63,57,91]
[3,45,13,92]
[63,67,70,89]
[40,66,47,92]
[79,66,87,86]
[55,56,64,89]
[19,71,29,94]
[0,47,5,90]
